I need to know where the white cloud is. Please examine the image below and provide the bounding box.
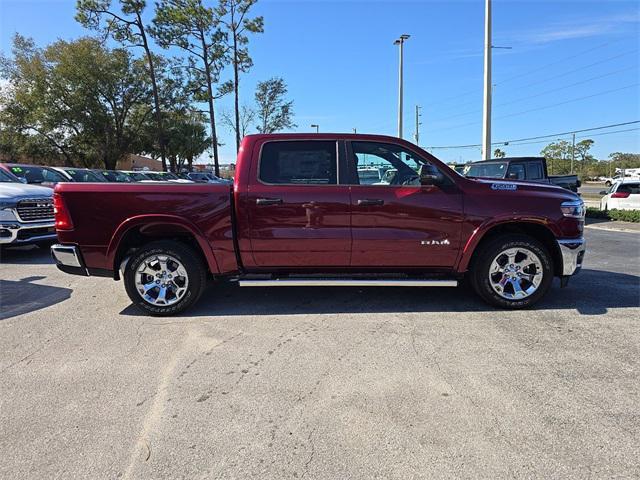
[501,11,640,46]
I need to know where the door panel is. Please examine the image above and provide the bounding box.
[350,185,463,267]
[346,140,463,268]
[246,139,351,268]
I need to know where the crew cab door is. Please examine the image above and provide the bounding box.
[347,141,463,267]
[244,139,351,268]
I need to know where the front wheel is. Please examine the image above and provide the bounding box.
[470,234,553,309]
[124,240,206,316]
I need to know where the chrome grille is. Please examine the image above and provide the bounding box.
[16,198,54,222]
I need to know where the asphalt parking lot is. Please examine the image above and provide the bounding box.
[1,227,639,479]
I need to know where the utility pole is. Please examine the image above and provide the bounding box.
[394,34,410,139]
[482,0,492,160]
[310,124,319,133]
[353,128,357,134]
[414,105,422,145]
[571,132,576,174]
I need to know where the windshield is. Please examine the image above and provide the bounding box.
[98,170,133,182]
[126,172,150,181]
[0,169,18,183]
[463,162,508,178]
[63,168,104,182]
[8,165,67,184]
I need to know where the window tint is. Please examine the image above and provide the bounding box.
[350,142,441,186]
[260,141,337,185]
[617,183,640,194]
[527,162,543,180]
[506,164,526,180]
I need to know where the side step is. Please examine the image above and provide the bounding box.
[238,279,458,287]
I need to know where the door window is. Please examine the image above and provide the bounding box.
[349,142,442,186]
[259,141,337,185]
[506,164,526,180]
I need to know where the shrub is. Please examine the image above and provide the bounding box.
[586,207,640,222]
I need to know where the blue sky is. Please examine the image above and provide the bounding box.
[1,0,639,164]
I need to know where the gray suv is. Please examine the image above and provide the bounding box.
[0,169,56,247]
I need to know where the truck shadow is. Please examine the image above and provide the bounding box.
[0,245,54,265]
[0,277,72,320]
[121,268,639,317]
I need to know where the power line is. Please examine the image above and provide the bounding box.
[429,83,639,134]
[426,120,640,149]
[431,65,636,123]
[426,40,626,110]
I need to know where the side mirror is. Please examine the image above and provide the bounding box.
[599,190,607,195]
[419,165,444,186]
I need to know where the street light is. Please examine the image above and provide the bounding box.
[394,34,410,139]
[310,124,319,133]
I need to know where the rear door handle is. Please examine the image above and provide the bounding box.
[357,198,384,206]
[256,197,283,206]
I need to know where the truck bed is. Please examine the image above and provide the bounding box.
[55,182,237,274]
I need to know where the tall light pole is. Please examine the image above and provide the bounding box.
[310,124,319,133]
[482,0,492,160]
[394,34,410,139]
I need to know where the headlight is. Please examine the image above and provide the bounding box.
[561,200,585,219]
[0,208,17,221]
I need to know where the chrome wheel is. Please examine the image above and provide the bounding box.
[488,247,543,300]
[134,254,189,306]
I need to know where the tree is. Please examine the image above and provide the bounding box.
[217,0,263,151]
[541,138,595,176]
[164,111,210,172]
[493,148,506,158]
[254,77,295,134]
[0,35,152,169]
[152,0,229,176]
[76,0,169,170]
[221,104,255,138]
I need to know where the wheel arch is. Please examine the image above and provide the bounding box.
[108,215,220,279]
[460,220,563,276]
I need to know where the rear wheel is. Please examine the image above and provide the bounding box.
[470,234,553,309]
[124,240,206,316]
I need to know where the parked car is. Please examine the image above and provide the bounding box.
[121,171,153,182]
[0,168,56,248]
[600,180,640,211]
[51,167,106,183]
[143,172,194,183]
[462,157,581,192]
[185,172,227,183]
[51,133,586,315]
[0,163,68,187]
[92,169,135,183]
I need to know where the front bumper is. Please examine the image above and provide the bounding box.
[0,221,56,245]
[557,237,586,276]
[51,244,88,276]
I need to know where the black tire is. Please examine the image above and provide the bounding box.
[469,234,553,309]
[124,240,206,316]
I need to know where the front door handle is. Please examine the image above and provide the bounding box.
[357,198,384,206]
[256,197,283,206]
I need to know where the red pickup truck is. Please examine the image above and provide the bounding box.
[51,133,585,315]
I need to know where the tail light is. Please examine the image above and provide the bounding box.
[53,192,74,230]
[611,191,630,198]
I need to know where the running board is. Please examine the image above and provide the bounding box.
[238,279,458,287]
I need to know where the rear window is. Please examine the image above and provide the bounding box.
[617,183,640,194]
[64,169,102,182]
[9,165,66,184]
[259,141,337,185]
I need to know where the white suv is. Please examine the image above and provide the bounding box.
[600,180,640,211]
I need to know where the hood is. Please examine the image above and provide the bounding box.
[468,177,580,201]
[0,182,54,202]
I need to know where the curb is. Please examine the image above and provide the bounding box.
[585,224,640,234]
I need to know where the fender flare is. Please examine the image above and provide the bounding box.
[107,214,220,275]
[456,216,560,272]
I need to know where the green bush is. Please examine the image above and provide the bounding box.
[586,207,640,222]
